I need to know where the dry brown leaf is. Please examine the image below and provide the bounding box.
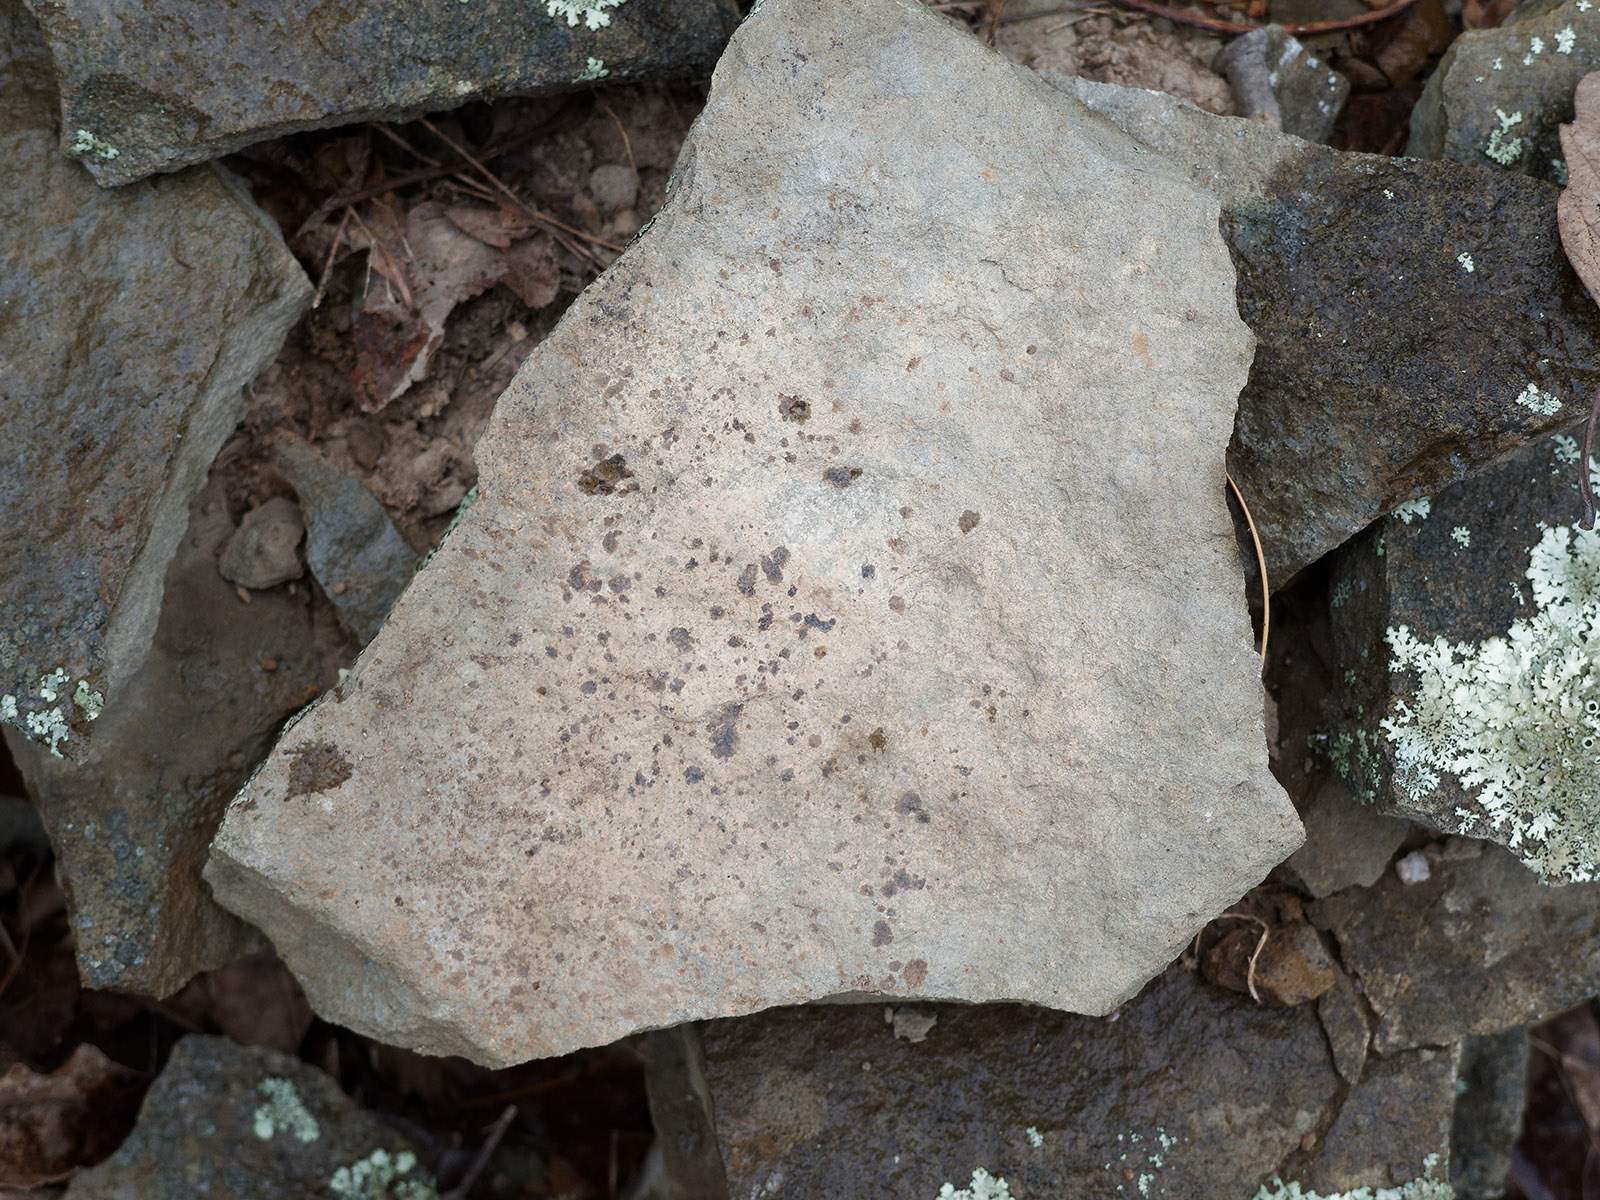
[0,1045,144,1187]
[1560,72,1600,304]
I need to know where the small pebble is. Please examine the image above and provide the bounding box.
[1395,849,1432,885]
[219,497,305,590]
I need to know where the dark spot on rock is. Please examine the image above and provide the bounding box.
[889,595,907,613]
[959,510,980,534]
[823,466,862,488]
[872,920,893,947]
[903,959,928,987]
[779,394,810,422]
[737,563,758,597]
[803,613,836,633]
[760,550,787,583]
[602,530,620,553]
[685,766,705,783]
[708,703,744,759]
[580,681,598,695]
[668,627,695,652]
[287,742,352,798]
[757,612,774,631]
[868,727,886,751]
[577,453,636,496]
[861,564,875,579]
[896,791,922,815]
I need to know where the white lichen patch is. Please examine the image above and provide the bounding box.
[72,679,103,719]
[1393,497,1432,524]
[68,129,119,160]
[1456,252,1475,273]
[1381,524,1600,880]
[545,0,626,28]
[37,667,69,702]
[1516,382,1562,415]
[1555,434,1581,465]
[1026,1126,1044,1148]
[1485,109,1526,166]
[0,695,14,723]
[253,1077,321,1143]
[1252,1154,1450,1199]
[1558,25,1577,53]
[574,56,610,82]
[937,1168,1014,1199]
[329,1148,438,1199]
[24,707,69,757]
[1451,526,1472,548]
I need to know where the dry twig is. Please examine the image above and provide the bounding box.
[1214,911,1270,1003]
[1226,470,1270,662]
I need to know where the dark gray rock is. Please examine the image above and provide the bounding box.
[220,497,306,590]
[4,481,346,995]
[0,0,310,760]
[1324,427,1600,879]
[1054,76,1600,585]
[1408,0,1599,182]
[1450,1029,1529,1199]
[1307,1043,1460,1194]
[671,969,1342,1199]
[65,1036,433,1199]
[277,443,416,645]
[1213,25,1350,143]
[1316,966,1371,1085]
[1284,777,1411,897]
[24,0,741,188]
[1310,840,1600,1053]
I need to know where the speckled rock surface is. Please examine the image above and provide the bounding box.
[1213,25,1349,143]
[1324,427,1600,880]
[1408,0,1600,182]
[681,969,1341,1200]
[1307,1043,1460,1194]
[24,0,741,188]
[206,0,1298,1065]
[65,1036,432,1200]
[0,0,310,760]
[1054,76,1600,585]
[1310,839,1600,1052]
[5,482,347,996]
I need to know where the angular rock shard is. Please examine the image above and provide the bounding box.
[1056,76,1600,584]
[0,0,310,759]
[24,0,742,188]
[207,0,1298,1065]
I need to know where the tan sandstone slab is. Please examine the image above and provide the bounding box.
[207,0,1300,1065]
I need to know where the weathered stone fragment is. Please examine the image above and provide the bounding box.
[1213,25,1350,143]
[219,497,305,591]
[1317,967,1371,1084]
[1408,0,1599,181]
[4,482,344,995]
[24,0,741,188]
[65,1036,432,1200]
[277,443,416,645]
[1284,777,1411,897]
[207,0,1297,1064]
[1450,1029,1529,1199]
[1054,76,1600,583]
[1325,427,1600,879]
[0,0,310,759]
[1310,839,1600,1052]
[672,969,1341,1200]
[1306,1044,1460,1195]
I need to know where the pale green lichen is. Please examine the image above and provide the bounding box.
[1331,579,1354,608]
[329,1147,438,1199]
[1515,382,1561,416]
[1451,526,1471,548]
[24,706,69,757]
[68,129,120,160]
[37,667,69,702]
[253,1077,321,1143]
[545,0,625,29]
[1456,252,1475,273]
[1392,497,1431,524]
[1252,1154,1452,1199]
[72,679,103,720]
[936,1168,1013,1199]
[1382,523,1600,880]
[1558,24,1577,53]
[0,695,14,722]
[1485,109,1525,167]
[1025,1126,1044,1148]
[574,56,610,82]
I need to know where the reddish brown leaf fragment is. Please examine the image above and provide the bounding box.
[0,1045,145,1186]
[1557,72,1600,527]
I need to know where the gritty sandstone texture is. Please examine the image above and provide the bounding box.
[1055,76,1600,584]
[4,482,343,996]
[1408,0,1600,182]
[1325,428,1600,880]
[0,0,310,759]
[23,0,742,188]
[207,0,1298,1064]
[65,1036,432,1200]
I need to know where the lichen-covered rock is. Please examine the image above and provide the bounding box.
[65,1036,434,1200]
[23,0,741,188]
[4,481,348,995]
[1053,75,1600,585]
[1310,838,1600,1051]
[1326,427,1600,880]
[1408,0,1600,182]
[0,0,310,760]
[206,0,1298,1064]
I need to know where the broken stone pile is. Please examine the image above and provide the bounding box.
[5,0,1600,1191]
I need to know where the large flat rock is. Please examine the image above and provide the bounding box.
[1056,77,1600,584]
[207,0,1298,1064]
[24,0,741,187]
[0,0,310,759]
